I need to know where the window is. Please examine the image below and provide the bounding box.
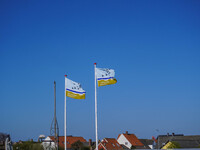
[112,143,115,147]
[116,143,120,147]
[125,142,128,145]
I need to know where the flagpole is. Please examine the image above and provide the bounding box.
[64,75,67,150]
[94,63,98,150]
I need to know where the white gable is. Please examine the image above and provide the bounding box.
[117,134,132,149]
[149,144,153,149]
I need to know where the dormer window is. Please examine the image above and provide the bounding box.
[112,143,115,147]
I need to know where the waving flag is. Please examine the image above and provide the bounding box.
[65,78,86,99]
[95,68,117,86]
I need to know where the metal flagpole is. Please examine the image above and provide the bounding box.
[94,63,98,150]
[64,75,67,150]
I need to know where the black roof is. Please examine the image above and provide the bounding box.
[157,135,200,148]
[139,139,154,149]
[170,139,200,148]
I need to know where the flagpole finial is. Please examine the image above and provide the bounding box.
[94,63,97,65]
[65,75,67,77]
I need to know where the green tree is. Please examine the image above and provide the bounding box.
[71,140,90,150]
[81,146,90,150]
[71,140,84,150]
[58,147,64,150]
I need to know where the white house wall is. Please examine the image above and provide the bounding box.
[42,136,56,150]
[148,145,153,149]
[117,134,132,149]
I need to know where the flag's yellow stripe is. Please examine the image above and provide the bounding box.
[97,78,117,87]
[66,91,85,99]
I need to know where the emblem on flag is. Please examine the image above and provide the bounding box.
[65,78,86,99]
[95,68,117,86]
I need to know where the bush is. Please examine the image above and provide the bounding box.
[13,141,44,150]
[71,140,90,150]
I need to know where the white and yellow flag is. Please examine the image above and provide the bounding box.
[95,68,117,86]
[65,78,86,99]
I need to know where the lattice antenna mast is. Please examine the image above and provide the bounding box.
[50,81,59,150]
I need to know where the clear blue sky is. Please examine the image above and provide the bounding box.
[1,0,200,142]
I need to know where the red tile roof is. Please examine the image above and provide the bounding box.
[119,133,144,147]
[99,138,123,150]
[49,136,87,148]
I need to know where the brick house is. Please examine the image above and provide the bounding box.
[97,138,123,150]
[42,135,87,149]
[117,131,145,149]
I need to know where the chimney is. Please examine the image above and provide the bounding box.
[89,139,92,146]
[125,131,128,134]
